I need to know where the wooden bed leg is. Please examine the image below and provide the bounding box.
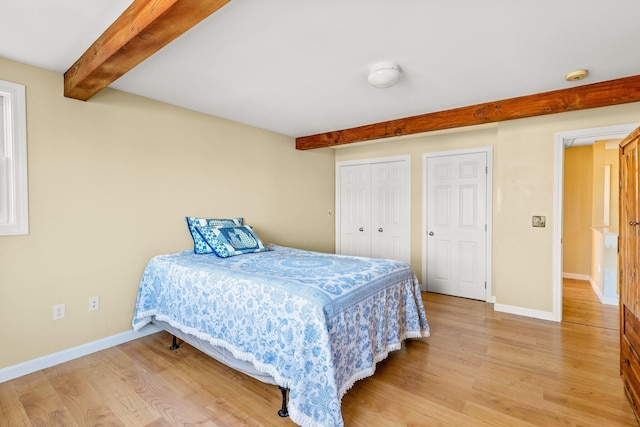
[278,386,289,417]
[169,335,180,350]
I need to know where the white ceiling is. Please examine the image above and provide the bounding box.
[2,0,640,138]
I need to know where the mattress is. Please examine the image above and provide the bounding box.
[132,244,429,427]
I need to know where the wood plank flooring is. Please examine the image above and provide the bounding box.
[562,278,620,330]
[0,280,636,426]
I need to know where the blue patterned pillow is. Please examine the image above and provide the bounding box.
[195,225,269,258]
[185,216,243,254]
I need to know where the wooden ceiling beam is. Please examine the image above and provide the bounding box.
[64,0,231,101]
[295,74,640,150]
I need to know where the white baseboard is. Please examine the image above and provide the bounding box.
[599,296,619,306]
[494,303,559,322]
[563,272,590,281]
[589,278,619,306]
[0,324,162,384]
[564,273,619,306]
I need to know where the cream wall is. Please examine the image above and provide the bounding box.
[0,57,335,369]
[2,52,639,370]
[563,146,593,276]
[335,103,640,313]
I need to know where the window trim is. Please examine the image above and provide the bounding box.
[0,79,28,236]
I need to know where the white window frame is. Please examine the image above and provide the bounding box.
[0,80,28,236]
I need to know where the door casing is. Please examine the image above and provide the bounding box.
[553,123,640,321]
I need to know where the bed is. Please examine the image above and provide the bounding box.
[132,241,429,427]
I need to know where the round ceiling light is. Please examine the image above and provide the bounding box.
[565,69,589,82]
[368,62,402,88]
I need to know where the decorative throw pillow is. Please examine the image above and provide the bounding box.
[185,216,243,254]
[195,225,269,258]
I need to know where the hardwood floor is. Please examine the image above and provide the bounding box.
[562,278,619,330]
[0,281,635,426]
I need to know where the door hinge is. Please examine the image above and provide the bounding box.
[485,224,487,232]
[485,281,487,289]
[485,166,488,174]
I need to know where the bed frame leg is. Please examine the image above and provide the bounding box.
[278,386,289,418]
[169,335,180,350]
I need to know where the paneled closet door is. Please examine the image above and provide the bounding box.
[371,161,410,263]
[339,164,372,257]
[337,157,410,264]
[425,152,487,300]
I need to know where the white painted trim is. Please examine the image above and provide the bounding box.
[422,146,493,303]
[589,277,619,306]
[558,123,639,147]
[494,304,557,322]
[0,324,162,384]
[603,164,611,226]
[554,123,639,322]
[562,272,590,281]
[0,80,28,236]
[335,155,411,263]
[552,135,565,322]
[335,154,411,168]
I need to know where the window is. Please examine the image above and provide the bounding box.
[0,79,28,235]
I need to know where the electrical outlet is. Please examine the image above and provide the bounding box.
[53,303,65,320]
[88,296,100,312]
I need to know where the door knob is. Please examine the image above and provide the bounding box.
[378,228,383,232]
[359,227,364,232]
[428,231,434,236]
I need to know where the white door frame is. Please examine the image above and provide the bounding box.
[422,146,493,301]
[553,122,639,321]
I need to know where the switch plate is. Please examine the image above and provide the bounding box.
[532,216,546,227]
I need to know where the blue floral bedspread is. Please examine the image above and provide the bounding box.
[132,245,430,427]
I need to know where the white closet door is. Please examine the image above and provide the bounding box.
[426,152,487,300]
[371,161,410,263]
[339,164,372,257]
[337,157,410,264]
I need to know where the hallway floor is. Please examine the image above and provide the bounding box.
[562,278,619,330]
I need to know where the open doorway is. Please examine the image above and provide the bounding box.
[563,139,620,299]
[563,139,621,327]
[553,123,639,321]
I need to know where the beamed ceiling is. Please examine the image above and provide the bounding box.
[3,0,640,149]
